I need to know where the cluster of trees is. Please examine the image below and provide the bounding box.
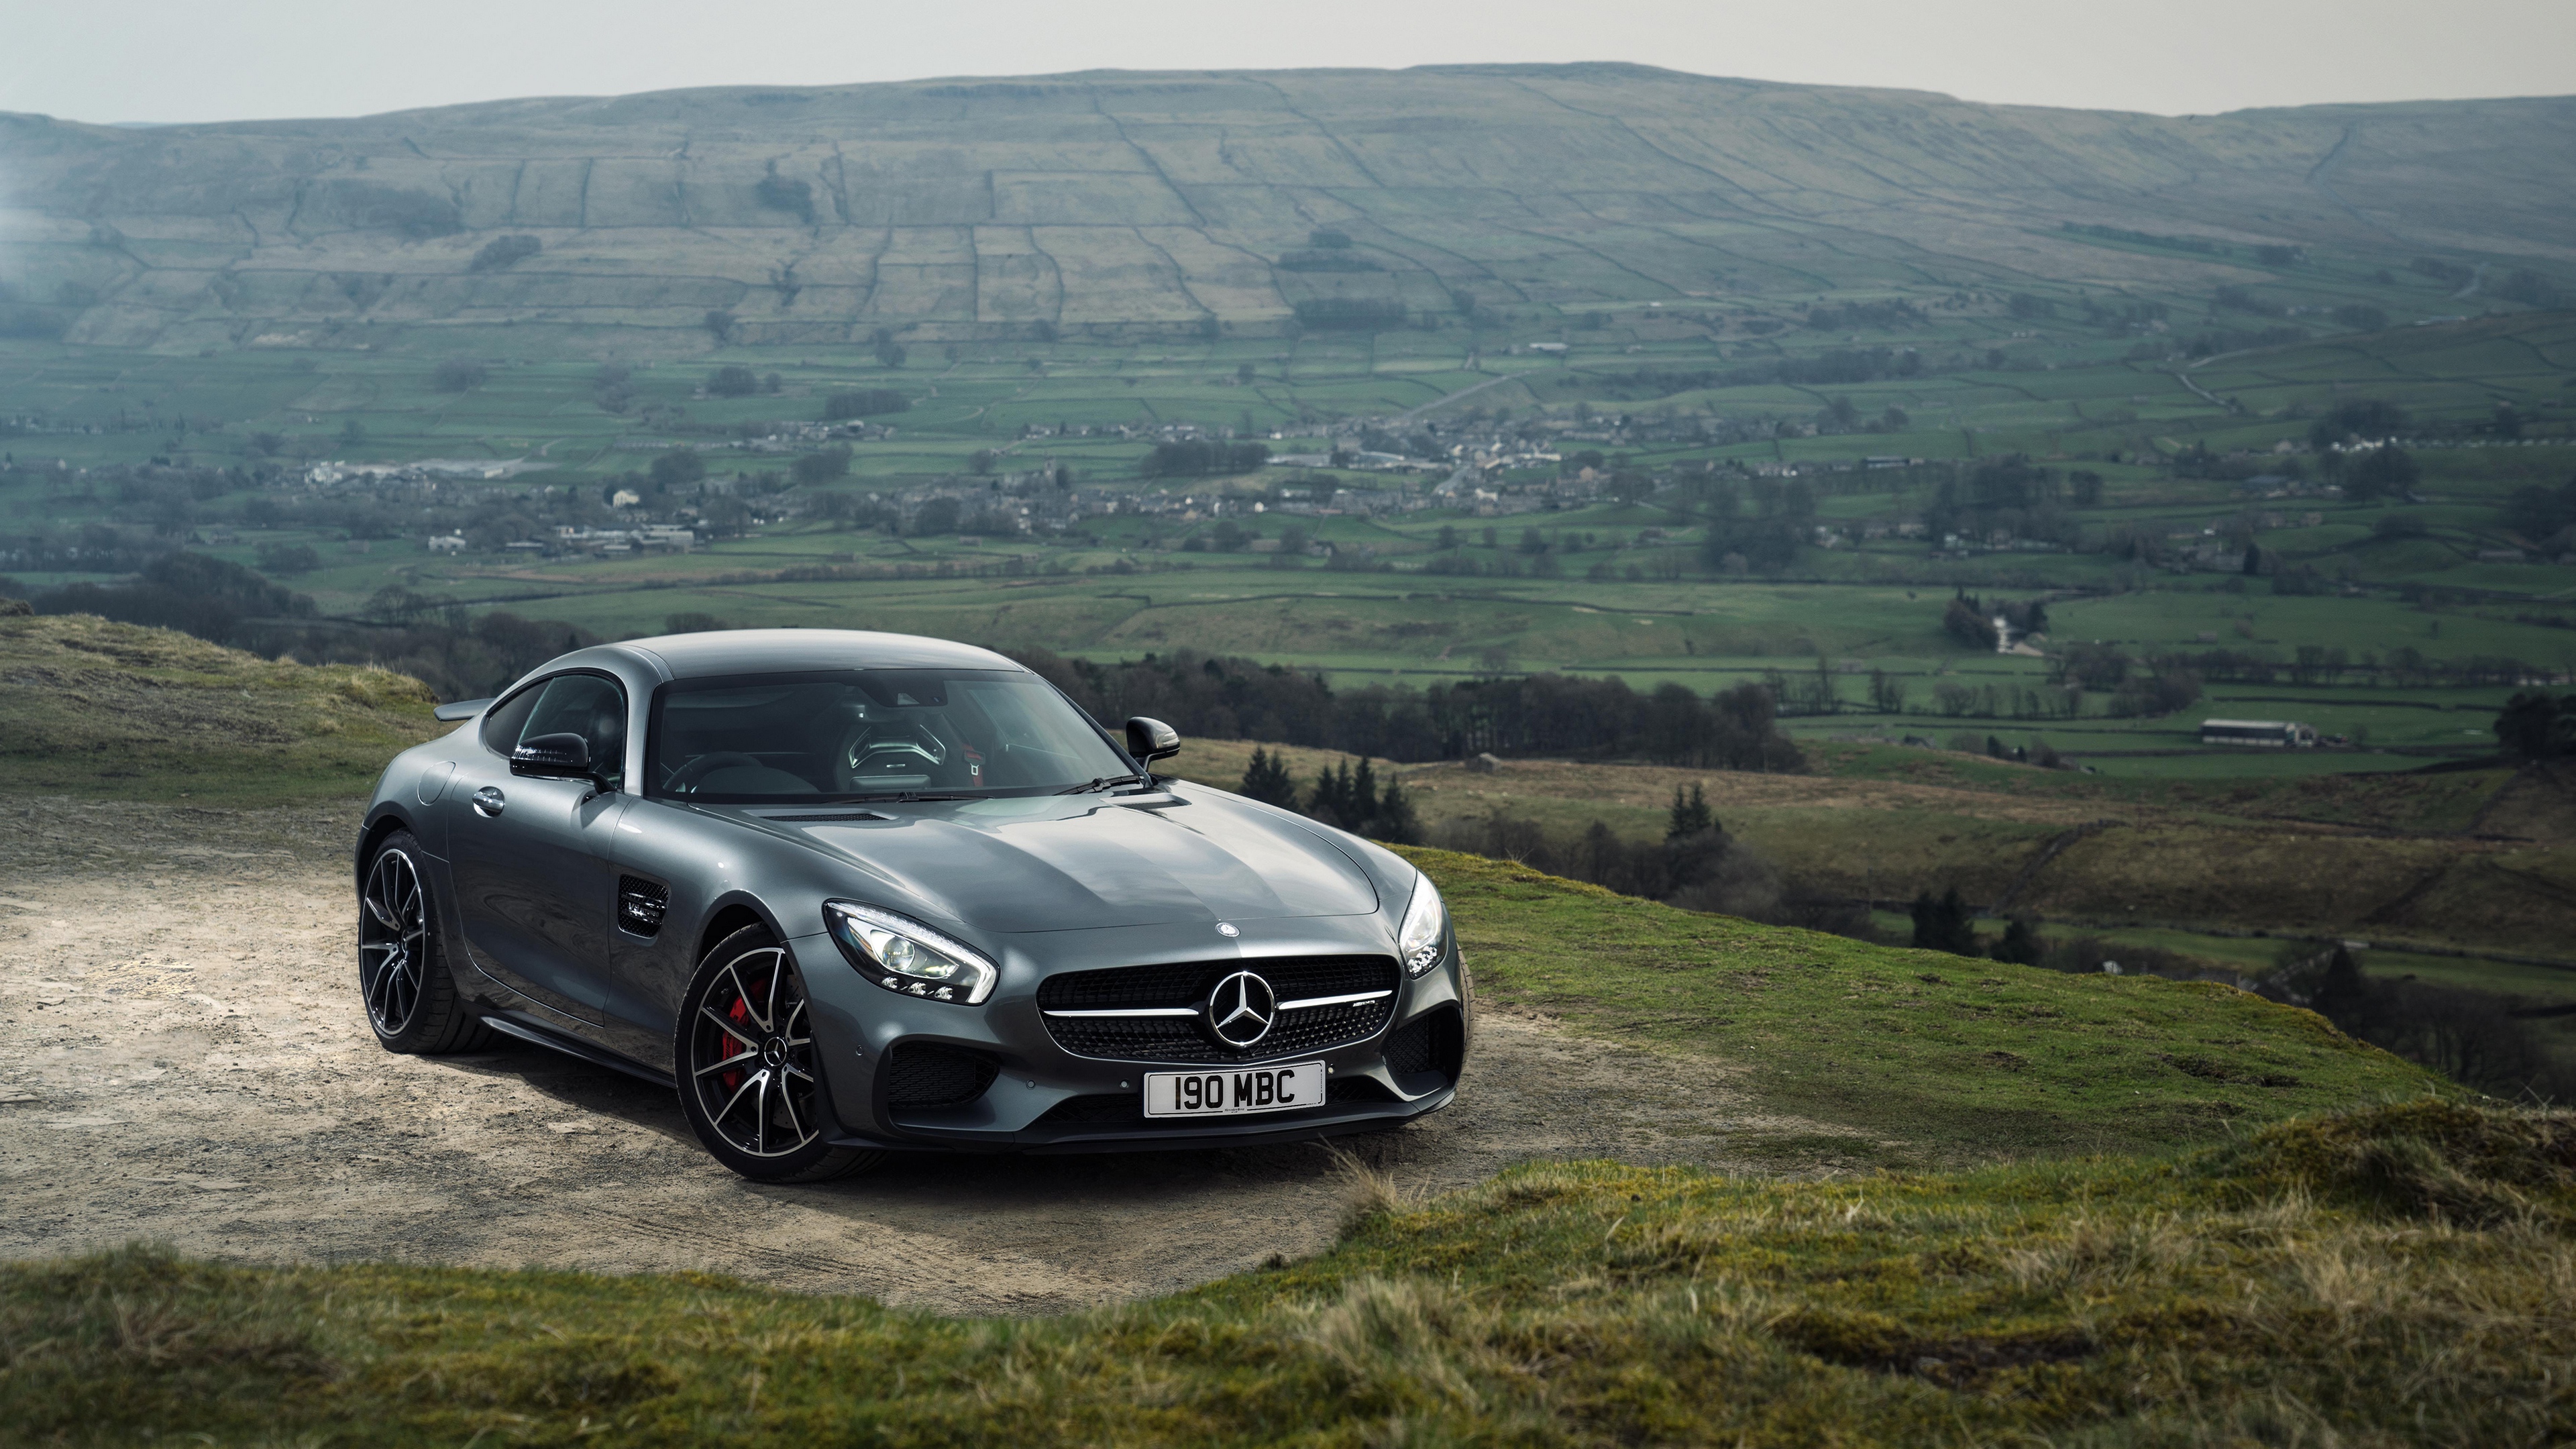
[1235,749,1421,841]
[12,551,596,700]
[1010,648,1805,771]
[2493,692,2575,761]
[1138,440,1270,478]
[1805,301,1925,331]
[2061,222,2226,255]
[822,389,910,419]
[1431,787,1868,936]
[431,358,487,392]
[2270,947,2575,1104]
[2503,476,2576,544]
[1940,590,2047,650]
[706,367,783,398]
[1292,298,1407,330]
[1909,888,2043,963]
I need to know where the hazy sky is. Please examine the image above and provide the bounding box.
[6,0,2572,125]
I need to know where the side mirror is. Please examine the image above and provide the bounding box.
[1124,716,1181,765]
[511,732,596,783]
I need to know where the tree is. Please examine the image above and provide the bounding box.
[2493,692,2575,761]
[2313,946,2370,1031]
[649,450,706,488]
[431,358,486,392]
[1666,783,1713,840]
[1990,916,2043,966]
[1942,594,1998,649]
[790,448,851,486]
[703,310,736,344]
[707,366,759,398]
[1239,747,1299,807]
[1909,887,1980,957]
[2344,446,2420,502]
[1373,776,1423,845]
[254,542,319,575]
[970,449,997,476]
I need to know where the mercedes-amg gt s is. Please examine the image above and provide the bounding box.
[354,629,1469,1181]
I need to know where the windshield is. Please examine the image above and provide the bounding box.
[647,669,1135,802]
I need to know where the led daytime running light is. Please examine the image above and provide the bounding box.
[1397,873,1448,977]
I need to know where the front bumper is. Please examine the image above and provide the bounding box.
[790,913,1469,1153]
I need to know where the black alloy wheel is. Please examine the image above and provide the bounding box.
[357,829,492,1054]
[677,923,881,1182]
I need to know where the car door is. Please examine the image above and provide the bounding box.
[445,672,632,1026]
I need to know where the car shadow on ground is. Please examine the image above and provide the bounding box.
[423,1035,1411,1206]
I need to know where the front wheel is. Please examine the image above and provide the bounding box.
[676,924,882,1183]
[358,830,492,1054]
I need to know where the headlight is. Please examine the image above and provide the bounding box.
[1397,873,1447,977]
[823,902,998,1005]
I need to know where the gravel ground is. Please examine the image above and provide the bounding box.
[0,796,1839,1315]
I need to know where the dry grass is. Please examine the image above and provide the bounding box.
[6,1100,2571,1445]
[0,614,443,803]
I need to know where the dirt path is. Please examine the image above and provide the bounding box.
[0,797,1828,1315]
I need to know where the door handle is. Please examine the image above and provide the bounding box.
[471,786,506,818]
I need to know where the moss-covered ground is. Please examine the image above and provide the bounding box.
[5,1099,2569,1446]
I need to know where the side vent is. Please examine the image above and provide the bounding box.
[616,876,669,938]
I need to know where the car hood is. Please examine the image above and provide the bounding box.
[731,788,1382,934]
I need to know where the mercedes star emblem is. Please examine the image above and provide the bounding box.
[1205,970,1277,1048]
[1216,922,1240,938]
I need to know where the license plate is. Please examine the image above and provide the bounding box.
[1144,1061,1326,1118]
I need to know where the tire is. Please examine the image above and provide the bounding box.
[358,830,495,1055]
[676,923,883,1183]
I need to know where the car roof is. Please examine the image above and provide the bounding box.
[612,629,1027,682]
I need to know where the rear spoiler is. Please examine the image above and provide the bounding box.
[433,697,494,723]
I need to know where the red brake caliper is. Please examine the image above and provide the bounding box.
[720,992,755,1097]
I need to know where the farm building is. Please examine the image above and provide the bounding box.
[2200,718,2318,749]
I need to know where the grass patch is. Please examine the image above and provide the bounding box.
[1399,846,2444,1159]
[0,614,444,804]
[6,1099,2570,1445]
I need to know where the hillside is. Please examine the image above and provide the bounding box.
[3,64,2572,352]
[0,612,443,802]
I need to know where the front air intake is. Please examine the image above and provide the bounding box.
[1383,1006,1465,1093]
[883,1042,999,1109]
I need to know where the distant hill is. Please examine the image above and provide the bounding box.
[2,63,2571,353]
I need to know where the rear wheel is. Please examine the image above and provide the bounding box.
[677,924,882,1183]
[358,830,492,1054]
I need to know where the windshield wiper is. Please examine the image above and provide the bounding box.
[824,790,977,804]
[1057,773,1146,795]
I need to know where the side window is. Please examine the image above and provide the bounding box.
[478,686,543,757]
[520,674,629,789]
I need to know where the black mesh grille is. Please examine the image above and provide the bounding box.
[1385,1006,1463,1087]
[1036,955,1399,1063]
[883,1042,999,1109]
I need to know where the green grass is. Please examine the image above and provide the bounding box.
[0,614,444,804]
[1409,847,2440,1160]
[7,1098,2569,1446]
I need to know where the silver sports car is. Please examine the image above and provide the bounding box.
[355,629,1469,1181]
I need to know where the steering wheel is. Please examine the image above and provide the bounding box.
[665,751,762,794]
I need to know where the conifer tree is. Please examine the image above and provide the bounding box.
[1666,782,1714,839]
[1239,747,1299,807]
